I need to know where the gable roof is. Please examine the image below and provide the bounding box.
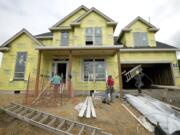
[117,16,159,42]
[1,28,43,47]
[125,16,158,29]
[50,5,89,28]
[71,7,117,26]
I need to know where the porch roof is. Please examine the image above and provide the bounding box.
[35,45,122,56]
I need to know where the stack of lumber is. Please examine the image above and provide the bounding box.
[77,96,96,118]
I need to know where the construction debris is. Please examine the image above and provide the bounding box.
[125,94,180,135]
[75,96,96,118]
[1,102,111,135]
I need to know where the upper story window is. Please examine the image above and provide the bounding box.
[85,27,102,45]
[61,32,69,46]
[133,32,148,47]
[14,52,27,80]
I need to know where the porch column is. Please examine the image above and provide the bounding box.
[35,50,42,96]
[68,50,73,97]
[117,50,123,99]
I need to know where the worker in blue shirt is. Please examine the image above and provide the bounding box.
[51,73,62,100]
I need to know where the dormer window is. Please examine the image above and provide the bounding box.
[61,31,69,46]
[133,32,148,47]
[85,27,102,45]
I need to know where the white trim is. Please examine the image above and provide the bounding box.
[121,61,172,64]
[120,48,180,52]
[1,28,43,47]
[0,47,9,52]
[35,36,53,39]
[36,45,122,50]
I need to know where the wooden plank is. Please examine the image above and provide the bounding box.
[67,50,73,97]
[117,50,123,99]
[35,50,42,96]
[90,97,96,118]
[79,97,88,117]
[86,97,91,118]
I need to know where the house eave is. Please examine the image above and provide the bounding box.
[120,48,180,52]
[0,47,10,52]
[35,36,53,39]
[36,45,123,51]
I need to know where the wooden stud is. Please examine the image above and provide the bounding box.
[67,50,73,97]
[35,51,42,97]
[117,50,123,99]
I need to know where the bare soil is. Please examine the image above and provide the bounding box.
[0,93,152,135]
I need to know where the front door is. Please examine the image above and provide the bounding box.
[57,63,67,83]
[52,61,68,84]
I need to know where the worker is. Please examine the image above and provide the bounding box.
[134,70,144,95]
[51,72,62,101]
[106,75,115,103]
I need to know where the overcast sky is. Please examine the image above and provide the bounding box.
[0,0,180,64]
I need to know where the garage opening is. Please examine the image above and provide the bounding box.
[122,63,174,89]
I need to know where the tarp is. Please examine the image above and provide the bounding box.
[125,94,180,135]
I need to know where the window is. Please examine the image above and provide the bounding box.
[85,27,102,45]
[14,52,27,80]
[95,27,102,45]
[133,32,148,47]
[61,32,69,46]
[83,59,106,81]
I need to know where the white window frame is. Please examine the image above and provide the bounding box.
[61,31,69,46]
[82,58,106,81]
[14,52,27,80]
[85,27,102,46]
[133,32,148,47]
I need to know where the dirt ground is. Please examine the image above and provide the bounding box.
[0,93,152,135]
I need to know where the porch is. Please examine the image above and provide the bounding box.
[34,46,123,97]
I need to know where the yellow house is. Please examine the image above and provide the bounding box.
[0,5,179,95]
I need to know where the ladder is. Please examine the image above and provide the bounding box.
[1,103,112,135]
[124,65,142,82]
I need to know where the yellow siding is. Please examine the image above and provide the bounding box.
[121,21,156,47]
[52,11,114,46]
[0,33,39,90]
[74,12,114,46]
[52,31,74,46]
[71,55,119,91]
[38,38,53,46]
[59,9,87,27]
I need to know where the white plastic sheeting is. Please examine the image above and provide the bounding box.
[125,94,180,135]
